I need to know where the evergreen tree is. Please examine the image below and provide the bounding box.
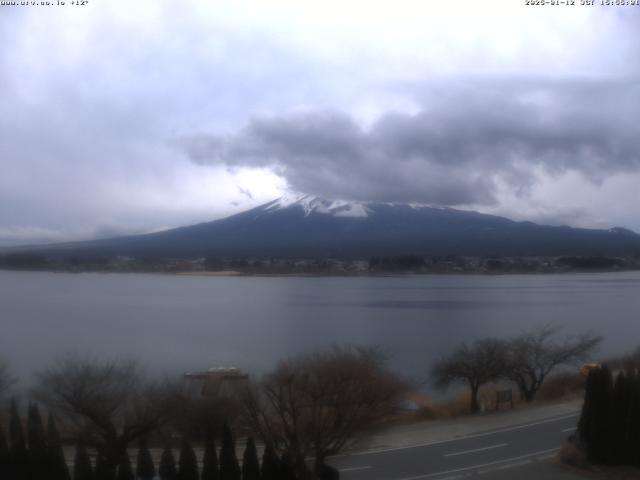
[136,437,155,480]
[608,372,632,465]
[96,452,117,480]
[159,447,178,480]
[201,429,219,480]
[0,423,10,480]
[587,365,613,464]
[178,438,199,480]
[259,444,280,480]
[219,425,240,480]
[241,437,260,480]
[627,371,640,467]
[578,366,597,447]
[279,452,296,480]
[117,453,135,480]
[9,399,29,480]
[73,441,95,480]
[319,464,340,480]
[47,413,71,480]
[28,403,49,480]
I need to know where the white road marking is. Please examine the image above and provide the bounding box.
[444,443,508,457]
[332,412,579,458]
[477,458,532,474]
[339,465,372,472]
[393,447,560,480]
[562,426,577,433]
[536,453,557,461]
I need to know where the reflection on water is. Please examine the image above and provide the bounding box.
[1,270,639,384]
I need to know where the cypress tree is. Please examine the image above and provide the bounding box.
[201,429,219,480]
[117,453,135,480]
[627,371,640,467]
[73,441,95,480]
[320,464,340,480]
[587,365,613,464]
[319,464,340,480]
[28,403,49,480]
[219,425,240,480]
[608,372,632,465]
[136,437,155,480]
[47,413,71,480]
[159,447,178,480]
[96,452,117,480]
[260,444,279,480]
[178,438,199,480]
[578,366,598,447]
[0,423,10,480]
[9,399,29,480]
[241,437,260,480]
[279,452,296,480]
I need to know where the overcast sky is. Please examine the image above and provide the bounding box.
[1,1,639,246]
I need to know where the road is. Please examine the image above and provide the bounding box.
[328,412,583,480]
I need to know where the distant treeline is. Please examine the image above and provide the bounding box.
[1,252,639,274]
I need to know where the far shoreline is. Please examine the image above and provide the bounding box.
[2,267,640,278]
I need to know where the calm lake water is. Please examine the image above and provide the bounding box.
[1,270,639,385]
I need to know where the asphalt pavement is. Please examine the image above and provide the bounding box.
[328,405,587,480]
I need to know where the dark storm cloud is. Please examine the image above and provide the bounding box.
[2,2,640,244]
[183,76,640,206]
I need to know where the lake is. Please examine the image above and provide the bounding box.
[1,270,639,385]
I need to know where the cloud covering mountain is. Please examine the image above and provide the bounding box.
[1,1,639,245]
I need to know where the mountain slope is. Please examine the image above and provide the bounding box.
[13,195,640,258]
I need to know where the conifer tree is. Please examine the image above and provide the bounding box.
[626,371,640,467]
[117,453,135,480]
[279,452,296,480]
[587,365,613,464]
[73,441,95,480]
[319,464,340,480]
[0,423,10,480]
[219,425,240,480]
[201,429,219,480]
[178,438,199,480]
[241,437,260,480]
[136,437,155,480]
[259,444,280,480]
[47,413,71,480]
[578,366,597,447]
[159,447,178,480]
[9,399,29,480]
[608,372,631,465]
[96,452,117,480]
[28,403,49,480]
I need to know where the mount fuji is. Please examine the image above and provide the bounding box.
[12,194,640,259]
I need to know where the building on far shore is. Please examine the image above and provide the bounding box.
[184,367,249,397]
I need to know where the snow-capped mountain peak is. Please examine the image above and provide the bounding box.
[265,193,371,218]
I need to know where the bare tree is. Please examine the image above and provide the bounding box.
[33,355,178,480]
[242,346,407,479]
[0,358,15,397]
[432,338,507,414]
[160,378,241,441]
[505,326,602,402]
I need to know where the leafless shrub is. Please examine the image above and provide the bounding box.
[0,358,15,397]
[504,326,602,402]
[242,346,408,479]
[33,354,179,476]
[559,443,590,469]
[431,339,507,414]
[536,372,585,402]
